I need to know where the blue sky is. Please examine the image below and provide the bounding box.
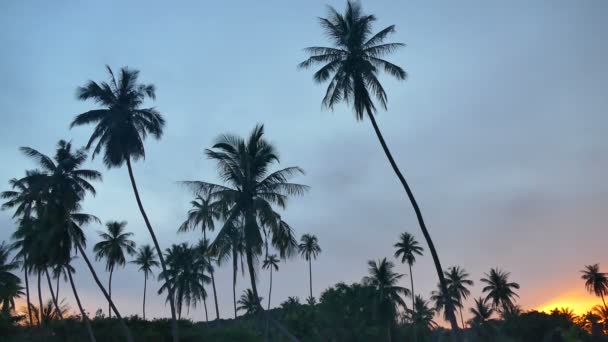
[1,0,607,321]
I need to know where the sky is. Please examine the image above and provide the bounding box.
[1,0,607,323]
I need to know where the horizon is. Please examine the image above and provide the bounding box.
[1,0,607,328]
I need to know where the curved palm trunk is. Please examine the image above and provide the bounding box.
[126,158,179,342]
[108,267,113,319]
[142,274,147,320]
[56,275,60,302]
[233,250,238,319]
[37,270,43,326]
[366,112,460,334]
[601,293,607,311]
[204,229,220,320]
[67,270,96,342]
[24,264,33,326]
[267,267,273,310]
[76,242,133,342]
[45,268,63,320]
[308,258,313,300]
[409,264,418,342]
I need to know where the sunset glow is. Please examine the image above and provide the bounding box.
[536,291,600,315]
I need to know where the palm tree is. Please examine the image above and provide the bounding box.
[158,243,209,319]
[9,219,36,326]
[214,219,246,318]
[581,264,608,310]
[409,295,437,331]
[0,242,23,314]
[182,125,305,341]
[70,65,179,341]
[179,194,222,320]
[237,289,262,316]
[193,238,216,322]
[480,268,520,313]
[263,254,280,310]
[131,244,159,320]
[298,234,321,300]
[431,283,462,325]
[299,1,459,331]
[445,266,474,328]
[93,221,136,318]
[394,232,423,318]
[468,297,493,326]
[363,258,410,342]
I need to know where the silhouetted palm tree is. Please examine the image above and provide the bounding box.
[469,297,493,326]
[71,65,178,341]
[480,268,520,312]
[179,194,222,320]
[581,264,608,310]
[182,125,306,338]
[131,244,159,320]
[0,242,23,314]
[194,238,216,322]
[299,0,458,331]
[9,218,37,326]
[263,254,280,310]
[93,221,136,318]
[214,219,246,319]
[394,232,423,319]
[431,283,461,325]
[237,289,262,316]
[409,295,437,331]
[298,234,321,300]
[445,266,474,328]
[363,258,410,341]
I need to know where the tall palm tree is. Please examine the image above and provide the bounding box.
[298,234,321,300]
[93,221,136,318]
[178,194,222,320]
[363,258,410,342]
[468,297,493,326]
[182,125,305,341]
[131,244,159,320]
[394,232,423,318]
[263,254,280,310]
[237,289,262,316]
[480,268,520,313]
[158,243,209,320]
[70,65,179,341]
[445,266,474,328]
[581,264,608,310]
[299,1,459,331]
[214,218,246,319]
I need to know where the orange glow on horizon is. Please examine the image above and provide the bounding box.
[536,291,600,315]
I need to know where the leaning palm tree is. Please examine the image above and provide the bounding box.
[57,256,96,342]
[445,266,474,328]
[237,289,262,316]
[178,194,222,320]
[394,232,423,318]
[263,254,280,310]
[71,65,178,341]
[299,0,458,331]
[298,234,321,300]
[363,258,410,342]
[131,244,159,320]
[93,221,136,318]
[581,264,608,310]
[480,268,520,313]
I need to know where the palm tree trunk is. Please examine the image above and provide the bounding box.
[203,295,209,322]
[24,264,33,326]
[601,292,607,311]
[459,307,465,329]
[126,158,179,342]
[56,275,60,302]
[387,321,392,342]
[366,111,460,334]
[233,251,238,319]
[268,267,273,310]
[37,270,43,326]
[45,268,63,320]
[204,229,220,320]
[409,264,418,342]
[308,258,313,300]
[108,267,113,319]
[67,269,96,342]
[143,274,147,320]
[76,242,133,342]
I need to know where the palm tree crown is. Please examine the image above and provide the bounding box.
[469,297,494,326]
[237,289,262,316]
[298,234,321,261]
[94,221,136,271]
[299,0,406,120]
[132,245,159,278]
[480,268,520,311]
[581,264,608,308]
[263,254,280,272]
[394,232,423,266]
[70,66,164,168]
[363,258,410,318]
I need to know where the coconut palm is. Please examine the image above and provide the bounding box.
[182,125,306,312]
[93,221,136,318]
[394,232,423,317]
[469,297,493,326]
[409,295,437,331]
[299,1,459,331]
[158,243,210,319]
[445,266,474,328]
[363,258,410,341]
[263,254,280,310]
[298,234,321,300]
[131,244,159,320]
[70,65,178,341]
[480,268,520,312]
[237,289,262,316]
[581,264,608,310]
[431,283,462,325]
[214,218,246,318]
[178,194,222,320]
